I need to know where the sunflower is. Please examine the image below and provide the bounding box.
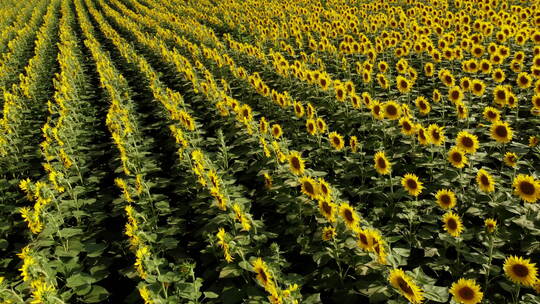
[492,68,505,83]
[456,131,479,154]
[448,86,464,104]
[388,269,424,304]
[372,233,387,264]
[480,59,492,74]
[299,176,318,199]
[306,119,317,135]
[493,85,508,106]
[328,132,345,151]
[252,258,273,288]
[339,203,360,230]
[471,79,486,97]
[371,100,384,120]
[449,278,483,304]
[532,95,540,109]
[456,102,468,120]
[288,151,305,175]
[506,91,518,108]
[435,189,457,209]
[293,101,304,118]
[448,146,468,168]
[415,96,431,115]
[396,75,412,94]
[377,73,389,89]
[485,218,497,233]
[350,93,361,109]
[401,173,423,197]
[428,124,445,146]
[335,84,346,102]
[424,62,434,77]
[442,211,464,237]
[503,256,538,286]
[378,61,389,73]
[470,44,484,58]
[318,199,336,222]
[516,72,532,89]
[529,136,539,147]
[460,77,472,92]
[417,126,430,146]
[271,124,282,139]
[362,92,372,108]
[512,174,539,203]
[316,118,327,134]
[433,89,441,103]
[439,69,455,87]
[306,103,315,118]
[356,228,373,251]
[503,152,518,167]
[374,151,391,175]
[322,226,336,241]
[383,100,401,120]
[490,121,513,143]
[482,106,500,123]
[399,117,416,136]
[476,169,495,193]
[259,117,269,134]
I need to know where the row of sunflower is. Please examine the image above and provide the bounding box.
[0,0,63,302]
[92,0,303,302]
[150,0,540,303]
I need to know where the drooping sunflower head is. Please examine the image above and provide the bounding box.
[293,101,304,118]
[449,278,483,304]
[388,269,424,304]
[328,131,345,151]
[506,92,518,108]
[456,131,479,154]
[512,174,539,203]
[482,106,500,123]
[349,136,358,152]
[401,173,423,197]
[299,176,319,199]
[503,256,538,287]
[490,121,513,144]
[442,211,463,237]
[428,124,445,146]
[339,202,360,230]
[448,146,468,168]
[485,218,497,233]
[383,100,401,120]
[503,152,518,167]
[374,151,391,175]
[417,125,430,146]
[435,189,457,209]
[476,169,495,193]
[288,151,305,176]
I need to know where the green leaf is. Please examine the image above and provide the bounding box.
[82,285,109,303]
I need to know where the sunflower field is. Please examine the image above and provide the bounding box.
[0,0,540,303]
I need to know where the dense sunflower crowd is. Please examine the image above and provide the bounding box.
[0,0,539,303]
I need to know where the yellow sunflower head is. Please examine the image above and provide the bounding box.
[399,117,416,136]
[516,72,532,89]
[349,136,358,152]
[476,169,495,193]
[322,226,336,241]
[299,176,319,199]
[383,100,401,120]
[484,218,497,233]
[306,119,317,135]
[448,146,468,168]
[374,151,391,175]
[503,152,518,167]
[492,68,505,83]
[512,174,539,203]
[448,86,464,104]
[442,211,464,237]
[388,268,424,304]
[288,151,305,175]
[339,202,360,230]
[316,118,327,133]
[271,124,283,139]
[529,136,539,147]
[435,189,457,209]
[471,79,486,97]
[328,131,345,151]
[428,124,445,146]
[401,173,423,197]
[252,258,273,288]
[318,198,336,222]
[490,121,513,144]
[449,278,483,304]
[415,96,431,116]
[356,228,374,251]
[456,131,479,154]
[482,106,500,123]
[503,256,538,286]
[396,75,412,94]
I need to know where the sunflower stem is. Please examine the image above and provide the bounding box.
[513,284,520,304]
[332,237,344,285]
[484,233,494,293]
